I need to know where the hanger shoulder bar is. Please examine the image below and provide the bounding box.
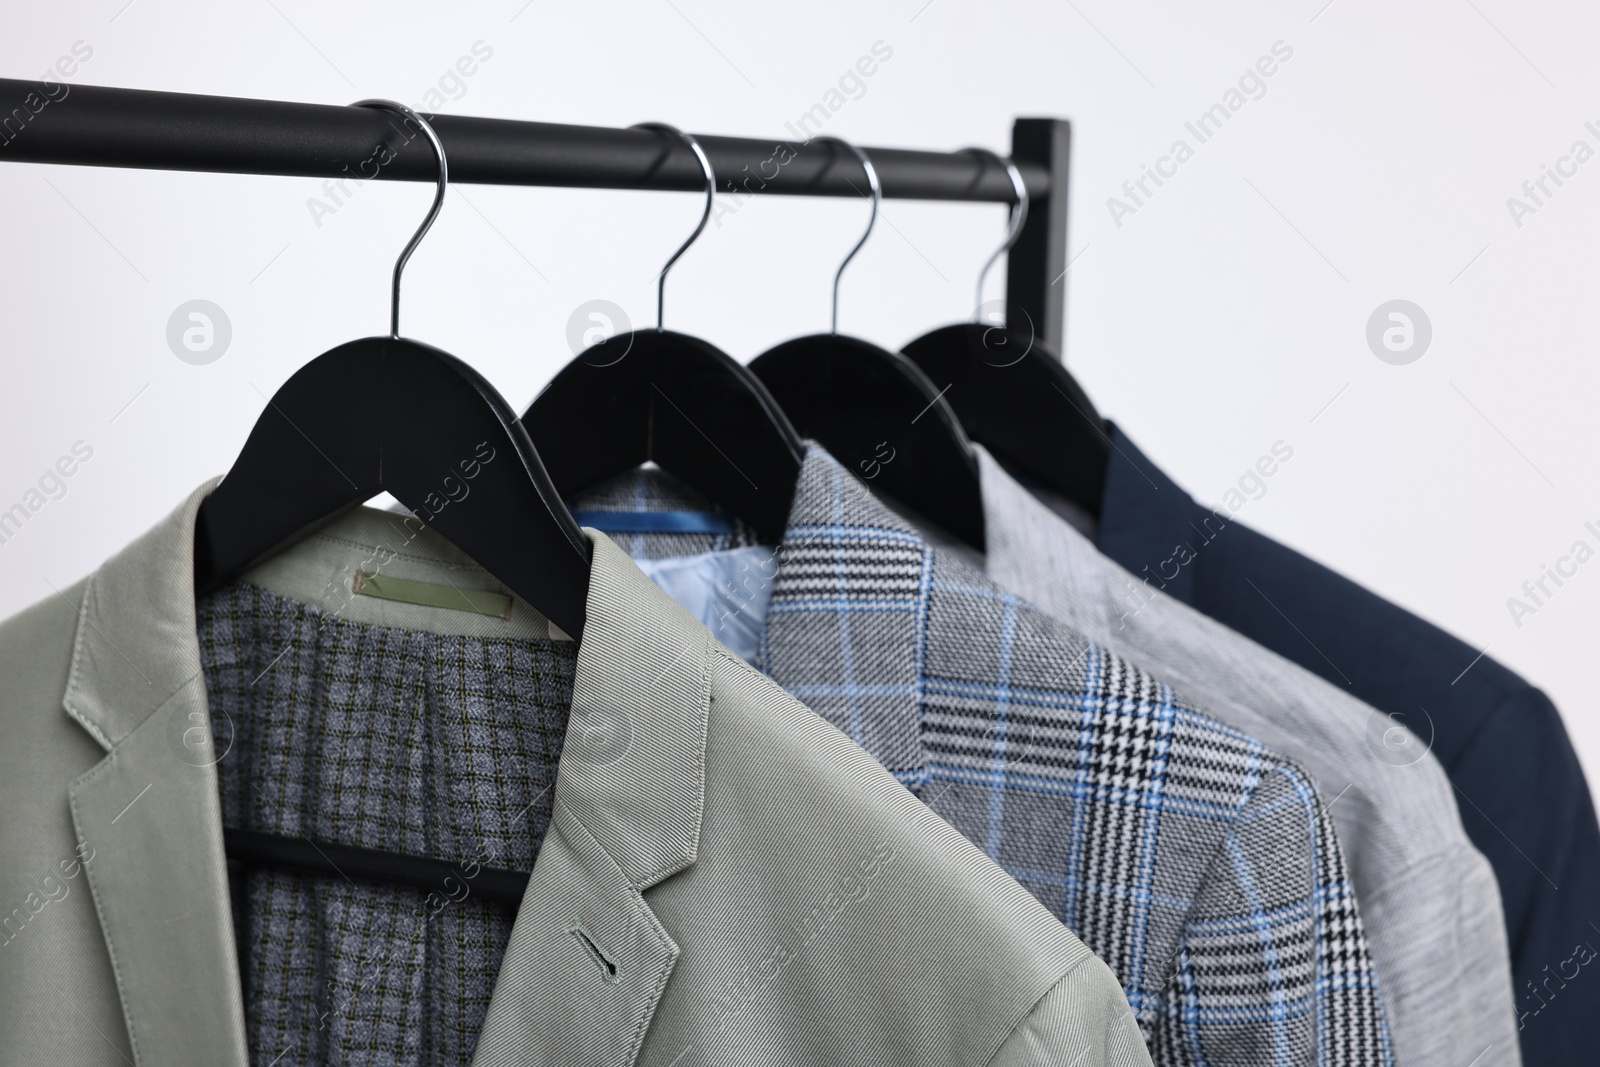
[223,828,529,908]
[0,79,1050,203]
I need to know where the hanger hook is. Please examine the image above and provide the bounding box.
[632,122,715,331]
[806,135,881,335]
[352,99,448,340]
[960,148,1029,326]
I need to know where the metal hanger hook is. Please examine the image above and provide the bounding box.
[352,99,448,340]
[632,122,715,331]
[806,135,881,334]
[960,148,1028,325]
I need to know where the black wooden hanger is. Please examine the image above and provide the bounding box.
[901,149,1110,517]
[201,100,584,907]
[748,136,985,551]
[523,123,803,544]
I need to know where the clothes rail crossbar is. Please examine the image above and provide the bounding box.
[0,78,1072,353]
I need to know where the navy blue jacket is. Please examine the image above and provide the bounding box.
[1096,423,1600,1062]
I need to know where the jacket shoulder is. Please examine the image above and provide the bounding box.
[681,647,1133,1066]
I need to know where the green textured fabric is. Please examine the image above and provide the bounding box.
[0,483,1152,1067]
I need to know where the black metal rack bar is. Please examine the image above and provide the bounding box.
[0,79,1072,353]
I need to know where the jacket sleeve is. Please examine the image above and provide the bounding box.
[986,954,1152,1067]
[1148,760,1393,1066]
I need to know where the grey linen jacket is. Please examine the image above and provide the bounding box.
[977,446,1520,1067]
[0,482,1151,1067]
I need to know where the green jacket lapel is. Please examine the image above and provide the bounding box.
[473,533,712,1066]
[63,481,249,1066]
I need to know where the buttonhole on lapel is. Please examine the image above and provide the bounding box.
[569,922,619,983]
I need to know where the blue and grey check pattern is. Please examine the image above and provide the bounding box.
[199,581,576,1066]
[574,448,1392,1067]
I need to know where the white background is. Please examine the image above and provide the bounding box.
[1,1,1596,793]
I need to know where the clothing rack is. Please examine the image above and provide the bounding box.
[0,78,1073,353]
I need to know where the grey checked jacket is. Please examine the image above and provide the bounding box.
[572,448,1396,1067]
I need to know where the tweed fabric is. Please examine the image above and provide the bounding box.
[574,450,1393,1067]
[198,580,576,1067]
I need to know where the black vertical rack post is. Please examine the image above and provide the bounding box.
[0,79,1071,359]
[1007,118,1072,357]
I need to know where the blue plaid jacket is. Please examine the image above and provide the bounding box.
[574,447,1392,1067]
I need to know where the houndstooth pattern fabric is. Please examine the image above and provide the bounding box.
[573,450,1391,1067]
[198,581,576,1067]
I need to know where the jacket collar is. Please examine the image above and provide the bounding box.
[64,480,218,750]
[761,446,931,785]
[1095,421,1209,607]
[62,483,712,1066]
[976,445,1122,638]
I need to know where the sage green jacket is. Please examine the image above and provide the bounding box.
[0,483,1150,1066]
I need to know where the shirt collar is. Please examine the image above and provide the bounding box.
[568,447,940,783]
